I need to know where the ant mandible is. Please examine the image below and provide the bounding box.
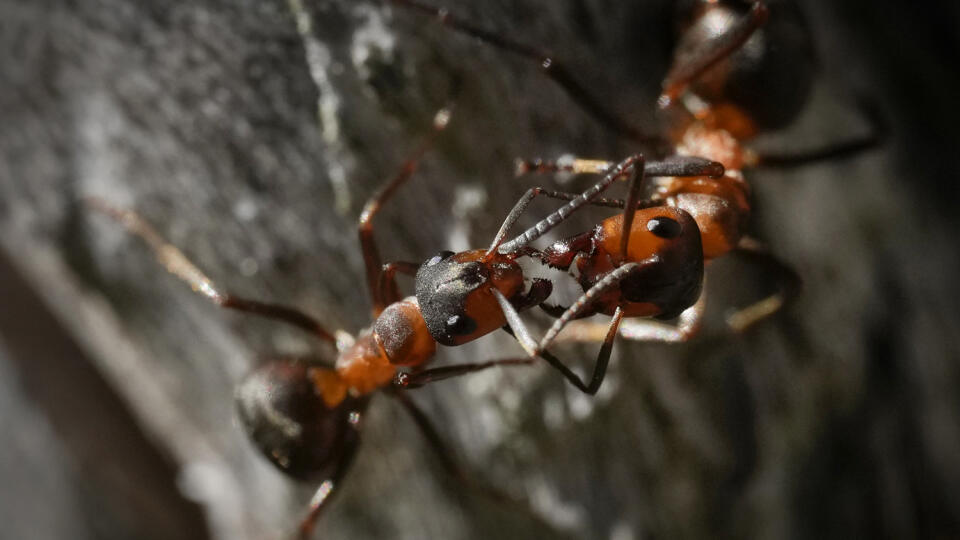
[387,0,884,393]
[86,106,722,537]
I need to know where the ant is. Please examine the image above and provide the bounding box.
[86,107,722,537]
[388,0,884,393]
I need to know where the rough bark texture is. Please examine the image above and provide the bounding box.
[2,0,959,539]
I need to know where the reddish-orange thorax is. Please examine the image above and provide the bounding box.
[313,294,439,408]
[334,329,396,396]
[657,120,752,260]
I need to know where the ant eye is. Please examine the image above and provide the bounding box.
[445,314,477,336]
[425,250,455,266]
[647,217,682,238]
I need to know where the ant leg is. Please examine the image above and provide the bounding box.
[359,107,452,316]
[495,308,624,395]
[494,262,656,393]
[387,389,564,533]
[537,262,649,350]
[659,2,769,108]
[377,261,419,307]
[749,96,887,168]
[394,357,534,388]
[85,198,338,344]
[396,277,553,387]
[515,157,616,176]
[388,388,478,484]
[389,0,665,147]
[543,308,623,395]
[550,288,707,344]
[616,291,706,342]
[296,457,357,540]
[516,155,725,180]
[724,237,801,332]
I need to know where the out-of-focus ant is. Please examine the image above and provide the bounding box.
[86,107,722,537]
[388,0,884,393]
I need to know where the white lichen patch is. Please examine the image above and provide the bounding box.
[76,93,136,211]
[447,184,487,252]
[349,4,396,80]
[527,475,587,531]
[286,0,353,214]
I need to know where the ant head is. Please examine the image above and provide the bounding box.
[235,359,366,482]
[415,249,524,346]
[600,206,702,264]
[675,0,815,133]
[597,207,705,319]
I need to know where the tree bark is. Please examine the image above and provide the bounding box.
[1,0,959,539]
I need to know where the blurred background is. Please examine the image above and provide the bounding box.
[1,0,958,538]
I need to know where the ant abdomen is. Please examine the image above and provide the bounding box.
[235,359,366,482]
[675,0,815,134]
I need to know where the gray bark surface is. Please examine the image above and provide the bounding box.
[2,0,959,539]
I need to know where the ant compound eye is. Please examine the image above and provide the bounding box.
[647,217,682,239]
[425,250,455,266]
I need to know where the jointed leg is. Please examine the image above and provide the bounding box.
[516,156,618,177]
[724,237,801,332]
[85,198,337,344]
[538,262,653,350]
[541,308,623,395]
[493,261,652,394]
[388,389,565,534]
[614,289,706,342]
[377,261,420,307]
[389,0,666,148]
[394,357,534,388]
[515,155,725,180]
[748,95,886,168]
[550,237,791,339]
[546,279,706,345]
[395,278,552,388]
[296,456,356,540]
[496,304,624,395]
[359,107,452,316]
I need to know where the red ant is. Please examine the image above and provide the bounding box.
[86,107,722,537]
[387,0,883,394]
